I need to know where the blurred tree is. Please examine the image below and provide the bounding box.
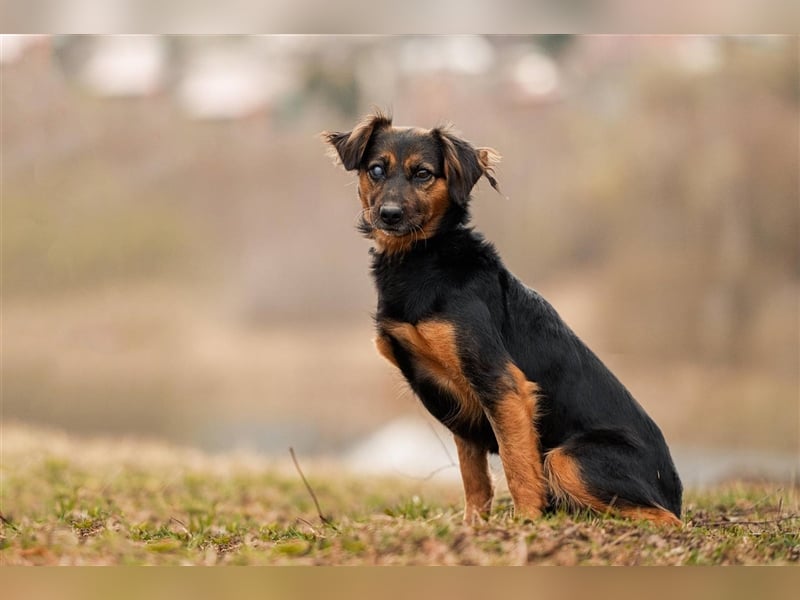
[536,34,576,58]
[304,56,360,118]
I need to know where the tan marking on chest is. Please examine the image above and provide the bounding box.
[374,334,400,368]
[381,320,485,427]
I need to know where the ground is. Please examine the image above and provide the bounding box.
[1,425,798,566]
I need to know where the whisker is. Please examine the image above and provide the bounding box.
[411,222,426,250]
[353,207,380,240]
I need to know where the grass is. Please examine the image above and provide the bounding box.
[1,425,798,566]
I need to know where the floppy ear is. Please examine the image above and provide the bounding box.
[433,127,501,205]
[476,147,501,192]
[322,111,393,171]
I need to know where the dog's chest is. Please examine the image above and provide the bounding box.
[373,263,447,324]
[374,317,495,445]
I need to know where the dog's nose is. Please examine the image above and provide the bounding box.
[379,205,403,226]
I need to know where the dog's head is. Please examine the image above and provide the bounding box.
[323,110,500,255]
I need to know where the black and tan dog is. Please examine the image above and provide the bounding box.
[324,111,683,526]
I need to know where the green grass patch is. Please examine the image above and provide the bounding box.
[1,430,798,565]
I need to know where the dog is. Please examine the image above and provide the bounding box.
[324,110,683,526]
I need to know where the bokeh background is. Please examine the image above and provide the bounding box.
[3,35,798,485]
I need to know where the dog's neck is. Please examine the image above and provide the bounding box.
[368,223,490,270]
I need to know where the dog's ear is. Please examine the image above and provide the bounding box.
[322,111,393,171]
[476,146,501,192]
[433,127,501,205]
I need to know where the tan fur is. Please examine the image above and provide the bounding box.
[489,363,546,519]
[322,110,392,170]
[617,506,682,526]
[372,230,418,256]
[380,320,545,519]
[401,152,431,173]
[436,127,501,193]
[381,320,485,427]
[358,164,452,257]
[544,447,682,527]
[476,147,502,189]
[454,435,494,524]
[419,178,451,240]
[374,334,399,369]
[438,134,465,185]
[543,447,599,511]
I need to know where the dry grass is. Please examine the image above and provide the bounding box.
[1,424,798,566]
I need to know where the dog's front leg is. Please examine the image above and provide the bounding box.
[481,363,545,520]
[453,434,493,523]
[382,310,546,520]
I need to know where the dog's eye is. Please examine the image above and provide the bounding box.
[414,169,432,181]
[368,164,385,180]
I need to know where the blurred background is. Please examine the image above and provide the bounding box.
[2,35,798,485]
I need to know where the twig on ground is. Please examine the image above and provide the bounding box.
[609,530,638,547]
[169,517,190,535]
[394,463,458,482]
[296,517,323,536]
[695,514,800,528]
[427,421,458,467]
[289,447,336,528]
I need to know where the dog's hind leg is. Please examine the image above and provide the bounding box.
[484,362,546,519]
[543,439,682,527]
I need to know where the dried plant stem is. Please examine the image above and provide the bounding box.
[289,447,335,527]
